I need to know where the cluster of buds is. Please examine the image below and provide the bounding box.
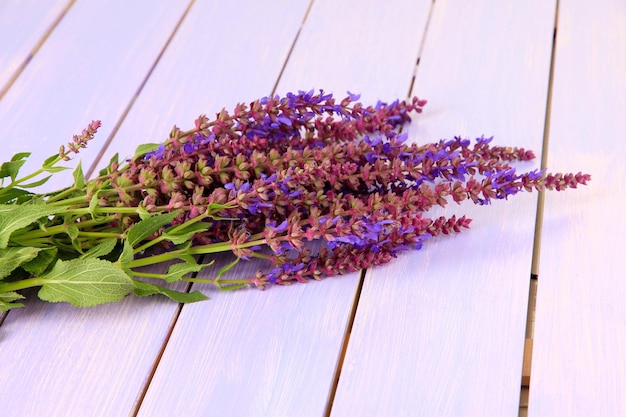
[98,90,589,288]
[59,120,102,161]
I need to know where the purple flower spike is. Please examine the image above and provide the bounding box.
[86,91,589,296]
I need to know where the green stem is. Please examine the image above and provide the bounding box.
[184,277,251,286]
[127,238,267,269]
[187,239,265,255]
[0,277,46,293]
[248,252,271,260]
[78,231,123,239]
[128,248,188,268]
[214,282,249,291]
[45,183,153,207]
[131,273,252,290]
[46,190,116,207]
[69,206,141,215]
[0,165,56,197]
[132,271,167,279]
[46,187,117,206]
[6,237,53,247]
[44,186,79,204]
[133,236,164,255]
[10,215,117,239]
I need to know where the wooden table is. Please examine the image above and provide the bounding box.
[1,1,624,416]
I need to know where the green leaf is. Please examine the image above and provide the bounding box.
[168,242,199,264]
[204,202,235,217]
[42,153,60,168]
[44,166,69,174]
[38,258,133,307]
[88,191,100,218]
[73,161,85,189]
[216,257,240,280]
[22,247,58,276]
[0,160,27,181]
[80,239,118,260]
[0,203,66,248]
[0,188,31,204]
[98,153,119,177]
[162,222,209,245]
[164,259,210,283]
[126,210,180,247]
[117,240,134,268]
[109,152,119,167]
[18,175,52,189]
[0,152,31,181]
[137,205,151,221]
[133,143,161,159]
[0,292,25,312]
[132,280,208,303]
[64,224,84,254]
[176,254,197,265]
[66,224,79,240]
[11,152,31,162]
[0,246,40,280]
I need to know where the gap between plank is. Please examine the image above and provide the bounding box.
[520,1,560,415]
[270,0,316,97]
[76,1,197,413]
[0,0,77,330]
[130,283,193,417]
[323,1,437,414]
[530,0,560,278]
[407,0,436,96]
[131,2,316,414]
[323,268,366,417]
[0,0,77,101]
[85,0,197,179]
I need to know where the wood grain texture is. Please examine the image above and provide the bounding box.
[522,339,533,386]
[276,0,430,103]
[138,255,361,417]
[331,1,556,416]
[136,1,431,416]
[529,1,626,415]
[0,0,71,96]
[0,0,191,192]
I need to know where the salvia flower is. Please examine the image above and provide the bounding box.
[0,90,590,311]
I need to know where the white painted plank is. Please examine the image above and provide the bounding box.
[331,1,556,416]
[93,0,308,169]
[529,1,626,415]
[0,0,191,192]
[0,0,71,96]
[275,0,428,102]
[140,255,361,417]
[136,1,431,416]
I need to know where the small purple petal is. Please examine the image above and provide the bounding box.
[347,91,361,101]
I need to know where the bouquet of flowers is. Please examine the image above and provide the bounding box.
[0,90,589,312]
